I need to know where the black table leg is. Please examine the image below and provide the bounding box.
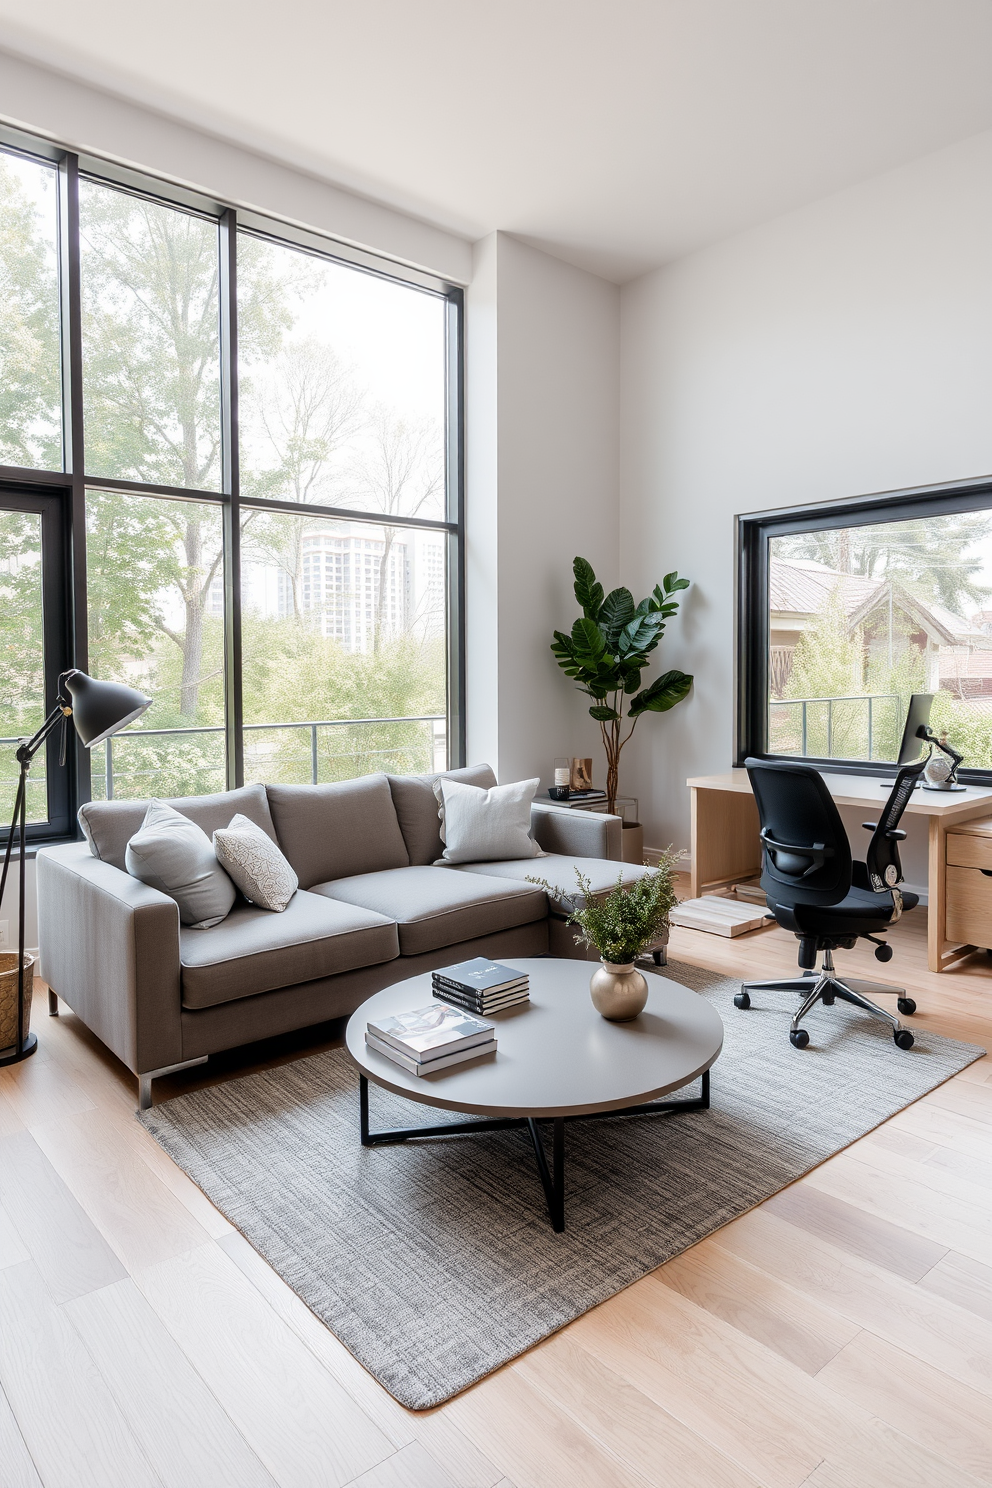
[358,1071,709,1233]
[527,1116,565,1232]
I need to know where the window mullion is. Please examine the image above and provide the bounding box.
[58,150,90,810]
[219,207,244,789]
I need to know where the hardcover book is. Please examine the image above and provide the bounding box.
[364,1030,496,1075]
[366,1003,494,1058]
[433,957,528,995]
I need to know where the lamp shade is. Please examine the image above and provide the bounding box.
[63,670,152,748]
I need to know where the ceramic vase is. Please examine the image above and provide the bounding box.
[589,959,648,1021]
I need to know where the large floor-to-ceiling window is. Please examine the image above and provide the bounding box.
[0,126,462,841]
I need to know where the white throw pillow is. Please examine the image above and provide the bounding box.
[432,777,547,865]
[125,800,236,929]
[213,813,298,912]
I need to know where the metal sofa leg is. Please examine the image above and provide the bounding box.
[652,947,667,967]
[137,1056,208,1112]
[48,989,59,1015]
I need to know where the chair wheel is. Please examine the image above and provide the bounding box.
[734,992,751,1010]
[874,943,893,963]
[894,1028,915,1050]
[790,1028,810,1049]
[897,997,916,1016]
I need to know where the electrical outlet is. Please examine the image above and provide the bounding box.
[0,921,8,947]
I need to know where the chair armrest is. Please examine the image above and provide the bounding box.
[531,803,623,860]
[36,843,182,1076]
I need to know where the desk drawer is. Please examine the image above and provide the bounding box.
[947,832,992,871]
[946,864,992,948]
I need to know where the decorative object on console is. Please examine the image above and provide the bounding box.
[570,757,594,791]
[551,757,570,800]
[125,800,236,928]
[1,668,150,1068]
[433,775,547,864]
[529,857,680,1020]
[213,812,298,911]
[550,557,693,814]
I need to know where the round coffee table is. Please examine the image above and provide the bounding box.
[345,957,723,1231]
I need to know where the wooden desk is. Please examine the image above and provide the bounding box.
[687,769,992,973]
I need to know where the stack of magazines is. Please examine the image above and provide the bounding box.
[432,956,530,1015]
[365,1004,496,1076]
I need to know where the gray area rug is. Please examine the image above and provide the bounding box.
[140,961,984,1409]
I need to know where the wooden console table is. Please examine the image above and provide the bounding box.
[688,769,992,973]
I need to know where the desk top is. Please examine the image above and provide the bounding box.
[687,768,992,822]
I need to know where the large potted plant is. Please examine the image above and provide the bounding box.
[551,559,693,852]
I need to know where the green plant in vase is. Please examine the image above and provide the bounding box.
[529,851,682,1020]
[551,558,693,813]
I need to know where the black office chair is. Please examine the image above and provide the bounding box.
[736,753,929,1049]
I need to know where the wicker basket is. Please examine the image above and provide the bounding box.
[0,951,35,1054]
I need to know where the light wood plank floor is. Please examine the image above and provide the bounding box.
[1,894,990,1488]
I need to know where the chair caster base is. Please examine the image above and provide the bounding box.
[897,997,916,1016]
[790,1028,810,1049]
[894,1028,915,1049]
[734,992,751,1010]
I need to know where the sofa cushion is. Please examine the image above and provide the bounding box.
[213,813,298,911]
[434,776,545,865]
[125,800,237,929]
[311,865,545,956]
[387,764,497,866]
[265,775,409,888]
[450,855,657,915]
[179,889,399,1009]
[80,783,277,873]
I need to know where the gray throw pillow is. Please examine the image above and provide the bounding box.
[125,800,236,929]
[433,776,547,865]
[213,813,298,912]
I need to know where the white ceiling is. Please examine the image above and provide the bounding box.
[2,0,991,282]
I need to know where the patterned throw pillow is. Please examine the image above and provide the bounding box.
[213,813,298,912]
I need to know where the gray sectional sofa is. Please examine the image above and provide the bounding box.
[37,763,654,1107]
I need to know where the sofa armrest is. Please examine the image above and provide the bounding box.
[531,803,623,860]
[36,842,182,1076]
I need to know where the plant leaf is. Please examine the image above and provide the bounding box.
[589,705,619,721]
[628,669,693,715]
[570,615,608,668]
[617,612,663,658]
[599,587,635,646]
[573,557,604,620]
[663,571,690,594]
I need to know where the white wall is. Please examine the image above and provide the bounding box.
[620,129,992,887]
[0,50,471,283]
[466,232,620,785]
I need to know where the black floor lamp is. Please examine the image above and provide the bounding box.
[0,668,151,1068]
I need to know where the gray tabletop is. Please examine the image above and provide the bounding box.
[345,957,724,1119]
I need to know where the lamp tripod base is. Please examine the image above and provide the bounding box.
[0,1031,38,1067]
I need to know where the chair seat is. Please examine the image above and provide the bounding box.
[180,890,399,1009]
[312,865,546,956]
[768,882,920,937]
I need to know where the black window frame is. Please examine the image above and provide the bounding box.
[737,475,992,784]
[0,481,73,842]
[0,122,465,845]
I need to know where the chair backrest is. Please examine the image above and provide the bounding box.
[863,752,929,891]
[744,758,852,909]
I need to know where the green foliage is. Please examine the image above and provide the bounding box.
[551,557,692,807]
[785,589,861,702]
[0,156,62,469]
[529,854,682,963]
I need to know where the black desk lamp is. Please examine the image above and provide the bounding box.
[0,669,151,1067]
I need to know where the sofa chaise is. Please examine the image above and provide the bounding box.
[37,764,655,1107]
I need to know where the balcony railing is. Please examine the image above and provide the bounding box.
[3,715,447,816]
[92,715,447,800]
[768,693,901,761]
